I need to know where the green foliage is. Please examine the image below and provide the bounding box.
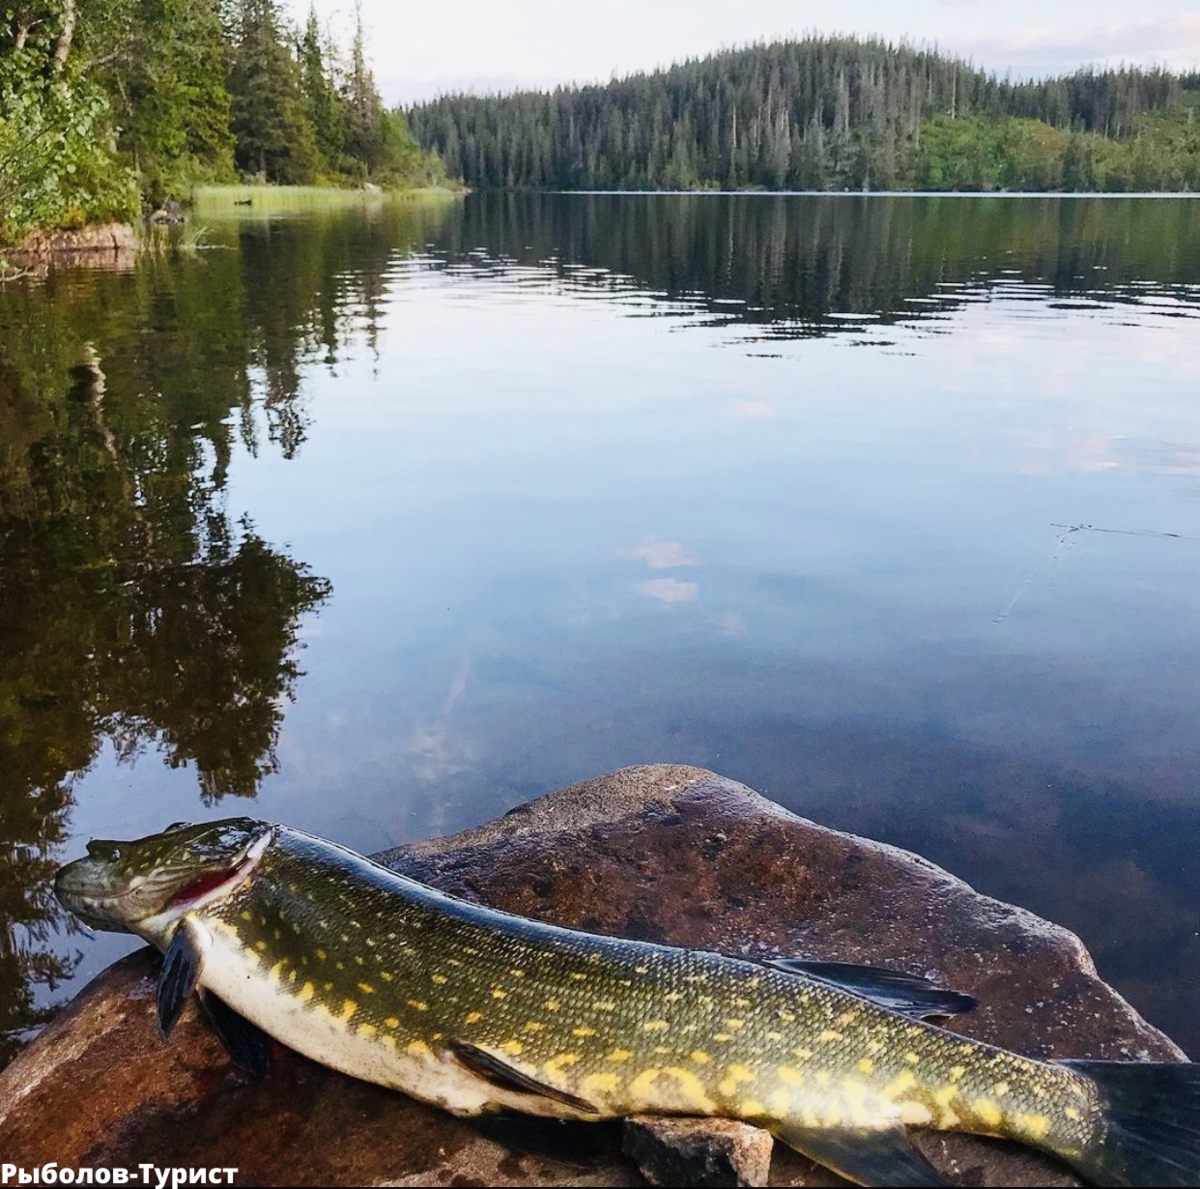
[0,12,139,242]
[408,37,1200,193]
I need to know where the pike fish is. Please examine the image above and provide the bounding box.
[55,818,1200,1187]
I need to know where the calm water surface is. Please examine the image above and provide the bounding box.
[2,193,1198,1062]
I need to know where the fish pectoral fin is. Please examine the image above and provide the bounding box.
[766,959,977,1020]
[448,1039,601,1116]
[156,919,206,1040]
[773,1122,949,1188]
[198,989,271,1076]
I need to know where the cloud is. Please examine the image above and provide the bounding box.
[621,537,698,568]
[639,578,699,604]
[946,14,1200,76]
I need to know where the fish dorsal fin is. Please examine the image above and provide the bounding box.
[774,1122,950,1188]
[449,1039,600,1116]
[766,959,977,1020]
[199,989,271,1076]
[156,920,205,1040]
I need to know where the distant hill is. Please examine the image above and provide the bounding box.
[408,37,1200,192]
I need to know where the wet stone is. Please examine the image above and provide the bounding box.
[0,765,1187,1187]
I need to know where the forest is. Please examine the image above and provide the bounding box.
[408,38,1200,193]
[0,0,447,244]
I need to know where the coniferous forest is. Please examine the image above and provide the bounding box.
[0,0,447,243]
[408,38,1200,193]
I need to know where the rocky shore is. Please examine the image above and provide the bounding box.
[0,765,1185,1186]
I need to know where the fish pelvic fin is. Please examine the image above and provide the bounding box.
[449,1039,601,1116]
[772,1121,949,1187]
[1054,1059,1200,1188]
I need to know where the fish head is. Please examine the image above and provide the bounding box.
[55,818,275,945]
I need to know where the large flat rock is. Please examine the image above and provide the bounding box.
[0,765,1185,1186]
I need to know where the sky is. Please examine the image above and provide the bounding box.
[292,0,1200,108]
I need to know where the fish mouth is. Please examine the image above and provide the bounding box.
[55,826,275,936]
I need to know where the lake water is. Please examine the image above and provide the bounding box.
[2,193,1198,1064]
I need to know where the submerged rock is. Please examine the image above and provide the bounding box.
[0,765,1184,1186]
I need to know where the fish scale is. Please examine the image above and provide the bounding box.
[54,818,1200,1188]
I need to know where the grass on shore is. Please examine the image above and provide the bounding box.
[191,184,463,217]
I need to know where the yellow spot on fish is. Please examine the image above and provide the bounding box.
[725,1018,745,1030]
[315,948,326,960]
[934,1085,957,1107]
[766,1031,783,1042]
[298,981,315,1002]
[718,1064,757,1096]
[857,1058,875,1074]
[501,1040,524,1056]
[544,1053,581,1081]
[359,983,375,994]
[268,960,286,983]
[778,1065,803,1086]
[358,1024,377,1038]
[714,1033,732,1043]
[382,1036,397,1051]
[581,1072,620,1095]
[384,1017,400,1029]
[464,1011,483,1025]
[1015,1112,1051,1141]
[240,911,253,922]
[608,1049,633,1063]
[948,1065,967,1082]
[778,1009,796,1023]
[1065,1106,1081,1122]
[974,1099,1003,1128]
[408,1000,428,1012]
[510,969,526,978]
[573,1027,596,1038]
[431,974,448,985]
[447,958,462,967]
[339,999,357,1021]
[884,1070,917,1098]
[381,972,394,982]
[691,1051,711,1065]
[818,1030,843,1042]
[524,1021,546,1033]
[740,1099,766,1117]
[643,1019,670,1033]
[569,972,587,981]
[595,999,616,1012]
[836,1011,858,1027]
[768,1089,791,1118]
[635,965,649,974]
[544,999,562,1012]
[794,1047,813,1061]
[407,1040,431,1056]
[491,988,508,999]
[992,1081,1011,1098]
[664,991,683,1003]
[254,940,268,951]
[815,1071,831,1086]
[905,1051,921,1065]
[733,997,751,1008]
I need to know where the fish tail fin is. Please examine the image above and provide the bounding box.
[1056,1058,1200,1188]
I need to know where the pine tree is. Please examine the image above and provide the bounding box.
[225,0,318,183]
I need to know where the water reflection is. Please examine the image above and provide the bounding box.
[430,193,1200,332]
[0,203,457,1060]
[3,192,1199,1067]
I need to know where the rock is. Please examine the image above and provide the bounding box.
[623,1116,773,1186]
[11,221,138,256]
[0,765,1186,1187]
